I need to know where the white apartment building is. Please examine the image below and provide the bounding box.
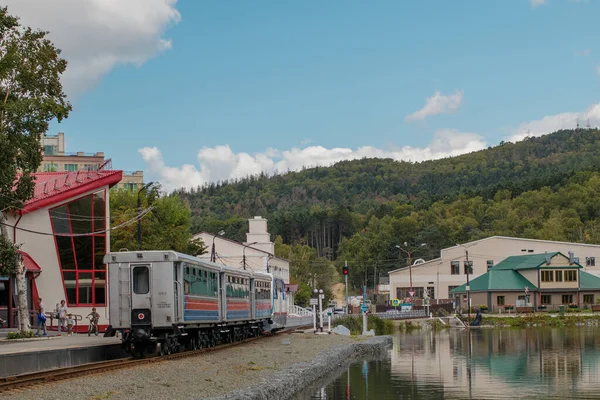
[192,216,290,285]
[388,236,600,301]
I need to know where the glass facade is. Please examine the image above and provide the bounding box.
[49,190,107,306]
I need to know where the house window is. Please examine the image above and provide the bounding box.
[64,164,78,172]
[565,270,577,282]
[448,286,459,296]
[583,295,594,304]
[464,261,473,275]
[497,296,505,305]
[397,287,411,299]
[44,145,57,155]
[562,295,573,304]
[487,260,494,270]
[122,183,138,191]
[427,287,435,299]
[49,190,107,306]
[541,295,552,305]
[587,257,596,267]
[541,270,554,282]
[555,270,563,282]
[451,261,460,275]
[43,162,58,172]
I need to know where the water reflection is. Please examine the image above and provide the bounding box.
[303,327,600,399]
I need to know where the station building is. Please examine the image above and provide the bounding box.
[388,236,600,303]
[1,169,123,330]
[450,252,600,311]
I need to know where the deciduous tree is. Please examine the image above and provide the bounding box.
[0,7,71,333]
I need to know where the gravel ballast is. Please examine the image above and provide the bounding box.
[4,333,391,400]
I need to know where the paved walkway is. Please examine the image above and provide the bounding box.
[0,330,120,355]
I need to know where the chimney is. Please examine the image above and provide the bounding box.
[545,252,551,265]
[568,251,574,265]
[245,216,274,255]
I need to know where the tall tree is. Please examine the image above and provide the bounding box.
[110,187,207,256]
[0,7,71,333]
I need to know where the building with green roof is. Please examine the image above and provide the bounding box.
[450,252,600,312]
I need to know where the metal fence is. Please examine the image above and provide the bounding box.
[373,310,427,319]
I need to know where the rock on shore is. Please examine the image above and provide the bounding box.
[208,335,392,400]
[4,333,391,400]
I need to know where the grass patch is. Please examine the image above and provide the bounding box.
[426,319,450,331]
[397,320,422,331]
[333,315,395,335]
[481,314,600,328]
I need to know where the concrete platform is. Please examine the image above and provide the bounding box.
[0,330,126,378]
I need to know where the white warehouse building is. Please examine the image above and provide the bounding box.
[389,236,600,301]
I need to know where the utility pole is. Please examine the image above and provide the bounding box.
[137,181,154,250]
[465,249,471,323]
[242,242,258,270]
[344,261,349,314]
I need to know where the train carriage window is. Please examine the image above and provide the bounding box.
[132,266,150,294]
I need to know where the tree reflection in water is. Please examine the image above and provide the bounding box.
[304,327,600,400]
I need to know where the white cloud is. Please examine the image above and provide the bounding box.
[4,0,180,96]
[405,90,464,122]
[575,49,591,57]
[530,0,547,7]
[507,103,600,142]
[139,130,487,191]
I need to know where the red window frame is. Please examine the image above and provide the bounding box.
[49,190,107,307]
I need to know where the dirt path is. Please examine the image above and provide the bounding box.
[331,282,346,306]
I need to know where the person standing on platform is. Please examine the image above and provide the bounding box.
[57,300,67,336]
[66,313,74,336]
[35,297,47,336]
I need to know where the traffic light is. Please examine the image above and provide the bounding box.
[343,265,349,275]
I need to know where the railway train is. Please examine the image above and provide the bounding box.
[104,251,287,357]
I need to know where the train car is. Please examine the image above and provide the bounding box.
[104,250,285,357]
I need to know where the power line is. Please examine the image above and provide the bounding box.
[0,207,154,237]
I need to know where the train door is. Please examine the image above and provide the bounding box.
[131,264,152,326]
[220,272,227,321]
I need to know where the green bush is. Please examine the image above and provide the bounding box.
[333,315,395,335]
[6,331,35,340]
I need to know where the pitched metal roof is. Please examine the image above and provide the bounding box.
[450,270,537,293]
[579,271,600,290]
[17,170,123,215]
[491,252,582,270]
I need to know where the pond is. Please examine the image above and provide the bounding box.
[300,327,600,399]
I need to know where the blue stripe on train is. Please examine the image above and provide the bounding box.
[227,310,250,319]
[255,310,272,318]
[184,310,219,321]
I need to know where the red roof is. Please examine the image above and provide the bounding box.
[18,251,42,273]
[18,170,122,215]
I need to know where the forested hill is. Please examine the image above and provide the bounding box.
[175,128,600,286]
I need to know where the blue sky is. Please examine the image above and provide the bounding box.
[11,0,600,190]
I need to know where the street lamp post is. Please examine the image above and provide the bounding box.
[210,230,225,263]
[242,242,258,270]
[137,181,154,250]
[457,243,473,323]
[395,243,427,302]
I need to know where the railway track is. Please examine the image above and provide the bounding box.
[0,326,310,394]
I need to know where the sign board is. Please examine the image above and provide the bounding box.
[424,297,431,306]
[310,298,318,306]
[391,298,401,307]
[401,303,412,312]
[408,291,415,297]
[465,285,470,292]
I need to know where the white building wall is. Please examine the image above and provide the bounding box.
[195,233,290,284]
[389,236,600,300]
[5,185,111,325]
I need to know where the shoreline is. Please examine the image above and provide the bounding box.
[4,332,391,400]
[208,335,392,400]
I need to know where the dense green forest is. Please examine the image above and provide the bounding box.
[175,128,600,289]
